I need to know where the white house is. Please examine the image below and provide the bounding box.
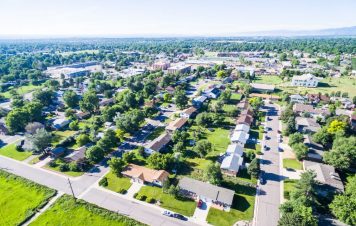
[290,94,306,103]
[291,74,322,87]
[225,143,244,156]
[220,154,244,176]
[231,131,249,144]
[52,118,70,130]
[234,124,250,133]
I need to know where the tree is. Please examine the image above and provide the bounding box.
[85,145,104,163]
[6,108,29,133]
[291,170,318,205]
[25,102,43,122]
[329,176,356,225]
[147,153,173,170]
[108,157,127,176]
[63,90,79,108]
[97,129,120,152]
[312,127,332,146]
[323,136,356,169]
[249,97,263,111]
[216,70,227,79]
[288,133,304,147]
[25,122,44,134]
[122,151,135,163]
[33,89,54,106]
[327,120,347,134]
[279,205,317,226]
[210,100,224,113]
[247,158,260,178]
[123,92,138,108]
[116,110,144,134]
[76,134,90,147]
[172,130,189,144]
[174,90,188,110]
[69,120,79,130]
[292,143,308,160]
[173,141,185,153]
[279,53,287,61]
[196,112,213,128]
[204,162,222,185]
[194,140,212,157]
[80,91,99,113]
[26,128,52,153]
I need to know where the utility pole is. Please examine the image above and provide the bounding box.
[67,178,76,202]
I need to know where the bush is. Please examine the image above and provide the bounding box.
[284,191,290,199]
[59,163,69,172]
[48,160,58,167]
[133,193,138,198]
[99,177,108,187]
[136,194,147,201]
[118,188,127,194]
[15,144,24,152]
[69,162,79,172]
[146,197,155,203]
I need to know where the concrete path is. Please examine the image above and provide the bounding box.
[126,181,144,198]
[33,156,51,168]
[192,201,211,224]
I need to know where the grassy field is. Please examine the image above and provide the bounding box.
[136,186,196,216]
[52,130,77,146]
[30,195,143,226]
[103,171,132,192]
[279,76,356,97]
[2,84,42,98]
[283,158,303,170]
[284,179,298,200]
[146,127,165,141]
[0,170,56,225]
[253,75,283,85]
[205,128,231,157]
[207,181,256,226]
[0,143,32,161]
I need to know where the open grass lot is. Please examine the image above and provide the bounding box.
[0,170,56,225]
[205,128,231,157]
[44,158,84,177]
[0,143,32,161]
[136,186,196,216]
[283,158,303,170]
[207,180,256,226]
[146,127,165,141]
[253,75,283,85]
[30,195,143,226]
[103,171,132,192]
[284,179,298,200]
[2,84,43,98]
[279,76,356,97]
[52,130,77,146]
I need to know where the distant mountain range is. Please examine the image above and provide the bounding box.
[234,26,356,37]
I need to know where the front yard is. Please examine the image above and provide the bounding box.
[44,158,85,177]
[284,179,297,200]
[135,186,196,216]
[0,143,32,161]
[283,158,303,170]
[102,171,132,192]
[0,170,56,225]
[30,195,143,226]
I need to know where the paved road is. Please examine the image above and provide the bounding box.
[254,103,282,226]
[0,155,198,226]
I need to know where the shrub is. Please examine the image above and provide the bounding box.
[284,191,290,200]
[99,177,108,187]
[15,144,24,152]
[118,188,127,194]
[69,162,79,172]
[133,193,138,199]
[59,163,69,172]
[48,160,57,167]
[146,197,155,203]
[136,194,147,201]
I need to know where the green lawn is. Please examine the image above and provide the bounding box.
[279,76,356,97]
[283,158,303,170]
[0,170,56,225]
[146,127,165,141]
[0,143,32,161]
[52,130,77,146]
[44,159,84,177]
[30,195,143,226]
[253,75,283,85]
[207,181,256,226]
[2,84,43,98]
[103,171,132,192]
[284,179,298,200]
[205,128,231,157]
[136,186,196,216]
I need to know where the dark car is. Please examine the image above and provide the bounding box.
[259,177,266,185]
[173,213,188,221]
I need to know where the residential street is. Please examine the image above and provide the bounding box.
[254,102,282,226]
[0,155,199,226]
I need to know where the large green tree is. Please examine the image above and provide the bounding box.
[63,90,79,108]
[80,91,99,113]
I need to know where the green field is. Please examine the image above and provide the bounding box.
[253,75,283,85]
[30,195,143,226]
[2,84,42,98]
[0,170,56,225]
[103,171,132,192]
[283,158,303,170]
[136,186,196,216]
[279,76,356,97]
[0,143,32,161]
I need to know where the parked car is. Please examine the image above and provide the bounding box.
[162,210,173,217]
[173,213,187,221]
[259,177,266,185]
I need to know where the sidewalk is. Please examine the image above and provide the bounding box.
[126,181,144,198]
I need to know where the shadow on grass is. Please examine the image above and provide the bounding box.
[231,194,251,212]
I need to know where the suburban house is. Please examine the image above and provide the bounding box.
[99,98,115,107]
[180,107,197,119]
[290,94,306,103]
[236,114,253,126]
[221,154,244,176]
[225,143,244,156]
[231,130,249,144]
[74,111,90,120]
[237,99,249,110]
[303,135,324,162]
[0,123,9,135]
[234,124,250,133]
[52,118,70,130]
[121,164,169,187]
[64,145,89,163]
[165,86,175,94]
[152,61,170,70]
[250,83,275,93]
[166,118,188,133]
[204,87,221,99]
[178,177,235,211]
[293,103,330,118]
[303,160,344,195]
[291,74,322,87]
[50,147,66,158]
[307,93,330,104]
[192,95,208,108]
[295,117,321,133]
[167,64,191,74]
[145,132,172,154]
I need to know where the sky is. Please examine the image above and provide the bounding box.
[0,0,355,37]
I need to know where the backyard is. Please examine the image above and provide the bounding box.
[30,195,143,226]
[0,170,56,225]
[0,143,32,161]
[135,186,196,216]
[52,130,77,146]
